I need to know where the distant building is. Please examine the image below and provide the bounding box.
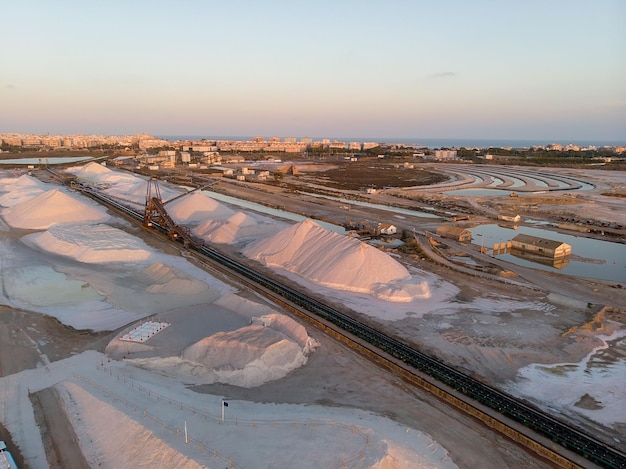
[511,234,571,258]
[436,225,472,242]
[434,150,457,160]
[378,223,397,235]
[498,212,521,223]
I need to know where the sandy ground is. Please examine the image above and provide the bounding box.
[30,387,90,469]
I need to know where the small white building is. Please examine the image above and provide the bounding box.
[378,223,397,235]
[498,212,521,223]
[434,150,457,160]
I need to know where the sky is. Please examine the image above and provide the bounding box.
[1,0,625,141]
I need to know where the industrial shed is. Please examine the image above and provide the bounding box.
[436,225,472,242]
[498,212,521,223]
[511,234,571,258]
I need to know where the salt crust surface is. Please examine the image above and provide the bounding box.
[2,166,623,466]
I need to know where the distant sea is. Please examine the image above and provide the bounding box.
[158,135,625,149]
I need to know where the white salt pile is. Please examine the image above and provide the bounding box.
[167,191,235,224]
[243,219,430,301]
[182,324,308,387]
[193,211,280,244]
[0,174,47,207]
[1,188,110,229]
[67,161,139,185]
[65,162,181,206]
[23,224,153,263]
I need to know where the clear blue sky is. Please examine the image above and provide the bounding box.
[1,0,624,141]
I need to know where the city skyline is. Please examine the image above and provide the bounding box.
[1,1,625,141]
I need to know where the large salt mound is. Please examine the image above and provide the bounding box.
[0,176,20,187]
[66,161,137,185]
[168,192,235,224]
[250,313,313,350]
[0,174,47,207]
[12,174,44,188]
[227,211,257,227]
[69,161,111,176]
[2,189,110,229]
[66,163,181,205]
[23,224,152,263]
[192,211,278,244]
[243,219,411,295]
[182,325,307,387]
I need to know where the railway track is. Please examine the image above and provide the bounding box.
[57,171,625,469]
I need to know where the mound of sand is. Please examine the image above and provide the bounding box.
[70,161,111,176]
[65,163,181,205]
[192,211,279,244]
[0,174,47,207]
[23,224,153,263]
[168,192,235,224]
[250,313,313,350]
[243,219,413,297]
[67,161,137,185]
[182,324,308,387]
[2,189,110,229]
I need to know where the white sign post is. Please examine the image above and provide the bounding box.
[221,400,229,423]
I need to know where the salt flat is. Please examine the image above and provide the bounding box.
[0,163,624,467]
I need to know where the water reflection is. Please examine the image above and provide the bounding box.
[509,248,570,269]
[447,188,517,197]
[0,156,94,165]
[471,224,625,282]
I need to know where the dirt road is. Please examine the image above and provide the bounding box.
[30,387,90,469]
[0,306,109,468]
